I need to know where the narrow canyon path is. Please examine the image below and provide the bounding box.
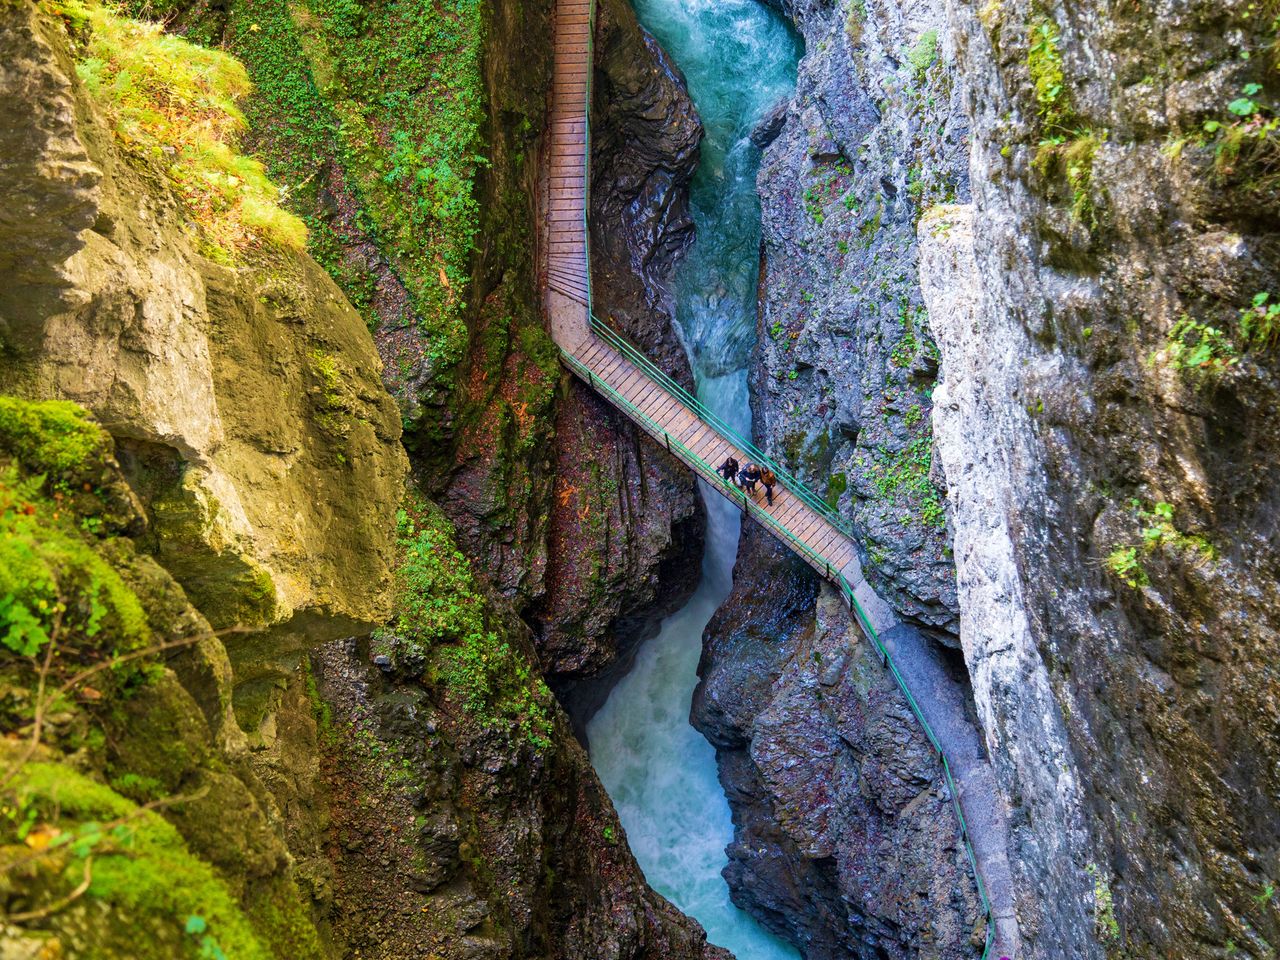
[540,0,1020,956]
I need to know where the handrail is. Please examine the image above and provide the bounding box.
[561,350,842,575]
[587,314,855,538]
[563,344,994,956]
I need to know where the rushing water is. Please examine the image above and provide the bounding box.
[585,1,802,957]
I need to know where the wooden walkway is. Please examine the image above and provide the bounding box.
[541,0,873,599]
[539,1,1019,956]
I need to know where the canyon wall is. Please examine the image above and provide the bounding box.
[696,0,989,956]
[919,0,1280,955]
[532,0,706,721]
[719,0,1280,955]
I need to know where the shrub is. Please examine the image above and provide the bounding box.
[908,29,939,81]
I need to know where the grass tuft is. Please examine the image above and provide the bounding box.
[53,0,306,259]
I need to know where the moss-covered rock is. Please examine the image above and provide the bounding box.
[0,0,407,676]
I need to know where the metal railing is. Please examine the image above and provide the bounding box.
[588,315,855,538]
[557,3,992,954]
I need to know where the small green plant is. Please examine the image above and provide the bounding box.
[1158,314,1238,378]
[1241,291,1280,348]
[904,404,923,427]
[1105,547,1146,587]
[1028,18,1067,130]
[920,495,945,528]
[907,29,939,81]
[1085,863,1121,944]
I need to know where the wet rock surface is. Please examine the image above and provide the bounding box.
[308,632,730,960]
[917,0,1280,952]
[694,526,981,959]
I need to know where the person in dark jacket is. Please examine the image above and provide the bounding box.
[739,462,761,496]
[718,455,740,486]
[759,466,777,505]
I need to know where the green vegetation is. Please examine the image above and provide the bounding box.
[0,471,148,659]
[0,399,149,660]
[3,761,273,960]
[1241,291,1280,347]
[385,497,553,749]
[845,0,867,45]
[1105,546,1146,587]
[1155,292,1279,379]
[1203,80,1280,190]
[869,435,946,529]
[53,0,305,260]
[1086,862,1122,945]
[1026,16,1103,226]
[1028,18,1067,132]
[908,29,939,81]
[230,0,487,373]
[0,397,111,486]
[1106,501,1215,590]
[825,471,848,508]
[1162,315,1238,374]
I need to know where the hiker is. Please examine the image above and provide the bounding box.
[759,466,777,505]
[718,455,740,486]
[739,462,761,496]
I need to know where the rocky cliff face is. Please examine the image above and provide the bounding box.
[716,0,1280,953]
[693,0,991,954]
[0,1,406,952]
[753,0,969,641]
[918,0,1280,955]
[693,527,981,960]
[0,0,407,731]
[0,2,723,957]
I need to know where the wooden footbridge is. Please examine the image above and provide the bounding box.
[539,1,1018,956]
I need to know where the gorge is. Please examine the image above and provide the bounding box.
[1,0,1278,957]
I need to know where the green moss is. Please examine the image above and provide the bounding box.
[0,396,112,485]
[1026,16,1106,226]
[384,496,553,749]
[53,0,306,259]
[0,410,150,659]
[230,0,487,379]
[845,0,866,43]
[5,760,273,960]
[826,471,848,508]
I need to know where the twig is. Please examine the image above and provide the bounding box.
[0,610,63,796]
[3,855,93,923]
